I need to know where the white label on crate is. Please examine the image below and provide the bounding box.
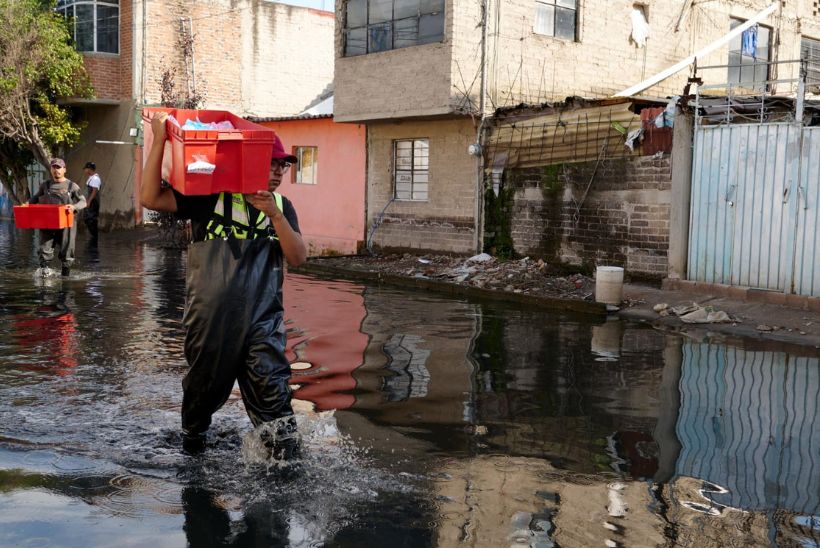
[187,155,216,174]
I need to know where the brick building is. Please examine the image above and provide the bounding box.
[60,0,334,230]
[334,0,820,277]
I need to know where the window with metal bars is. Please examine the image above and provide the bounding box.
[344,0,444,57]
[534,0,577,41]
[393,139,429,201]
[57,0,119,54]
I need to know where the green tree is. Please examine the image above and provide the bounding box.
[0,0,92,204]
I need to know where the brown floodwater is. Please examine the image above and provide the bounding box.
[0,221,817,547]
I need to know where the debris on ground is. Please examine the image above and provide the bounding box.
[653,302,732,324]
[311,253,597,300]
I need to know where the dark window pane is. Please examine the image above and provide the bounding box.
[554,6,575,40]
[395,0,419,20]
[420,0,444,13]
[97,5,118,54]
[418,12,443,44]
[75,4,94,52]
[394,17,418,48]
[346,0,366,28]
[368,0,392,24]
[368,22,392,52]
[345,26,367,55]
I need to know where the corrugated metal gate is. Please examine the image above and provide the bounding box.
[688,123,819,296]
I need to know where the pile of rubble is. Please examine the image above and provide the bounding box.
[310,253,595,300]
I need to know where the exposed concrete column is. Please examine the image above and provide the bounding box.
[667,109,694,280]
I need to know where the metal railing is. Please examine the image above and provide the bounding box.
[692,58,816,127]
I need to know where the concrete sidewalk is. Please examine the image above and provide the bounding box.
[620,283,820,350]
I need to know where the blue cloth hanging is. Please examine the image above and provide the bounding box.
[741,25,758,58]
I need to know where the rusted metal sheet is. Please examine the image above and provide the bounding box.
[640,107,673,155]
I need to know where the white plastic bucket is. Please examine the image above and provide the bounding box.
[595,266,624,305]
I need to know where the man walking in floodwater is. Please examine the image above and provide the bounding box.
[140,112,307,458]
[82,161,102,245]
[28,158,86,277]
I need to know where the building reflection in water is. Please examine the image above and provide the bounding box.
[291,279,819,547]
[284,275,368,411]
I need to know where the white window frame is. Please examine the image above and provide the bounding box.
[534,0,577,41]
[57,0,120,55]
[393,139,429,201]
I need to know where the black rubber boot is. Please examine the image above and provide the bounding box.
[182,431,206,455]
[61,265,71,277]
[262,416,302,461]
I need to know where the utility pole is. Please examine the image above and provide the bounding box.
[473,0,489,254]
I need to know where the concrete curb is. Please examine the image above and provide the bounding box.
[663,278,820,312]
[617,307,820,354]
[291,263,608,316]
[293,261,820,352]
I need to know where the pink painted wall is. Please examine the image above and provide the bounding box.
[260,118,366,256]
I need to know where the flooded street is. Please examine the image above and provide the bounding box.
[0,221,818,547]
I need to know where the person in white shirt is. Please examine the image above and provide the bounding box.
[82,161,102,244]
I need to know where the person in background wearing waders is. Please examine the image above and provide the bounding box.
[27,158,87,277]
[82,161,101,245]
[140,112,307,458]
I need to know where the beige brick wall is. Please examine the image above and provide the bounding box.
[139,0,333,116]
[367,117,478,254]
[335,0,820,121]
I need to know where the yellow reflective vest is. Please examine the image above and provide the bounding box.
[204,192,283,240]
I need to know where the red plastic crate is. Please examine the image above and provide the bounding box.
[142,107,276,195]
[13,204,74,229]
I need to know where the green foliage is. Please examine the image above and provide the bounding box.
[0,0,92,202]
[483,180,516,259]
[35,92,85,146]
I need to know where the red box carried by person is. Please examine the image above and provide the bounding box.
[141,107,276,196]
[13,204,74,229]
